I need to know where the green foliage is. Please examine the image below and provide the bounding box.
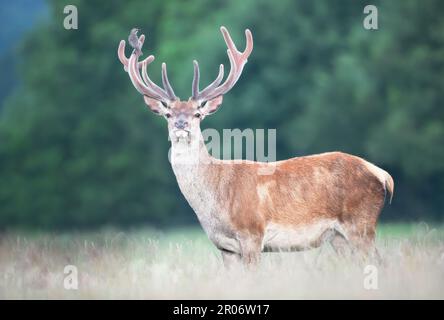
[0,0,443,229]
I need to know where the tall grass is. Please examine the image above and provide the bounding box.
[0,224,443,299]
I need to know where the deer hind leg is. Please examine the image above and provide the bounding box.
[341,186,385,263]
[349,231,380,261]
[330,231,352,257]
[329,223,381,263]
[341,223,381,263]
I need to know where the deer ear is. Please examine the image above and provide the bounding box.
[201,96,223,115]
[143,96,165,115]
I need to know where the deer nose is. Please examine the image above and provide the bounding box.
[174,120,188,130]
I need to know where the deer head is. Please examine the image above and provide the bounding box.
[118,26,253,147]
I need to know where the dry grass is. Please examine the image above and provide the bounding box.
[0,223,443,299]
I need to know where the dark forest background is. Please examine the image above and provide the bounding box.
[0,0,443,230]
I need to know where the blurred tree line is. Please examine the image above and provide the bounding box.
[0,0,443,229]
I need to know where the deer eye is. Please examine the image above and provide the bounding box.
[194,113,201,118]
[161,101,168,108]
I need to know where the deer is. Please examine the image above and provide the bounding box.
[118,26,394,267]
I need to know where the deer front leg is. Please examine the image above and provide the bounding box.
[220,234,262,268]
[238,233,263,267]
[220,249,241,269]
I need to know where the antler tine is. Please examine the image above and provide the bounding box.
[118,34,147,71]
[198,64,224,100]
[119,33,175,102]
[128,53,165,100]
[118,40,129,71]
[191,26,253,102]
[162,63,177,100]
[207,27,253,98]
[192,60,200,100]
[192,61,225,102]
[140,56,169,100]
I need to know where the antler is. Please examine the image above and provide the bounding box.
[118,34,177,102]
[192,26,253,103]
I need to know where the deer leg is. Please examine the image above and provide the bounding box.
[238,234,263,267]
[344,227,382,264]
[351,236,381,262]
[220,249,241,269]
[330,232,352,257]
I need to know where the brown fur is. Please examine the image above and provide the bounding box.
[196,151,392,263]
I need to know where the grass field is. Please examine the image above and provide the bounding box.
[0,223,443,299]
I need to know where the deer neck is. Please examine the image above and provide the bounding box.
[170,130,213,188]
[170,130,221,219]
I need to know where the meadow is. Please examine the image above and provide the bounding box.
[0,223,443,299]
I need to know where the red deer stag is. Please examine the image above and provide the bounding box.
[118,26,394,266]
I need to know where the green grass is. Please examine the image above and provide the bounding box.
[1,223,443,299]
[377,223,424,238]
